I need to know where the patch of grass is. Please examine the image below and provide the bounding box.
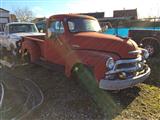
[114,84,160,120]
[147,54,160,85]
[113,55,160,120]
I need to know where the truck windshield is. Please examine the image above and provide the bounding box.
[68,18,101,33]
[9,24,38,33]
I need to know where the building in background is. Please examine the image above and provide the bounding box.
[0,8,17,31]
[10,14,17,22]
[79,12,105,19]
[113,9,138,20]
[98,9,138,28]
[0,8,10,31]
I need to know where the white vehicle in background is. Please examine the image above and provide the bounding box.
[0,22,45,55]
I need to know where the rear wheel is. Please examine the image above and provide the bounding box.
[22,51,31,64]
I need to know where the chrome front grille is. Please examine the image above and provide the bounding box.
[116,63,136,69]
[106,57,146,75]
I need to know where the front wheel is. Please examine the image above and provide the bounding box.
[71,64,94,81]
[70,63,98,92]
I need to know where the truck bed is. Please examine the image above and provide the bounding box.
[22,35,45,58]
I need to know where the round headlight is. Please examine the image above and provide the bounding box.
[106,57,115,70]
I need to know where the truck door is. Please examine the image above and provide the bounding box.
[45,20,67,64]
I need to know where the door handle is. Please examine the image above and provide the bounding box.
[72,44,80,48]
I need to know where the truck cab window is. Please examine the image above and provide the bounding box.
[9,24,38,33]
[68,21,75,32]
[68,18,101,33]
[49,21,64,34]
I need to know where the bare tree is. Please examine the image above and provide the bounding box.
[14,7,34,22]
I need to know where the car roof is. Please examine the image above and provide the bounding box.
[7,22,35,25]
[49,14,97,21]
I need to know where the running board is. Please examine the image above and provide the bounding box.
[35,60,65,73]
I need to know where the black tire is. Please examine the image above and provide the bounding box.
[71,63,93,80]
[22,51,31,64]
[70,63,83,82]
[142,39,159,57]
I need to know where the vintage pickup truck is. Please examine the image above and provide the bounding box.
[20,14,151,90]
[0,22,45,55]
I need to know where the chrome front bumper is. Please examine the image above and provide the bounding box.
[99,57,151,90]
[99,67,150,90]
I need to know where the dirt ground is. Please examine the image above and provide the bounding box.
[0,51,160,120]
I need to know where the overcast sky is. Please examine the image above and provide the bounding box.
[1,0,160,18]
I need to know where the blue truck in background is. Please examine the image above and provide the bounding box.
[104,27,160,56]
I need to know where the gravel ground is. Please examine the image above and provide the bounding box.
[0,64,104,120]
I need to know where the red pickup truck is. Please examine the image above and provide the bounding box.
[20,14,151,90]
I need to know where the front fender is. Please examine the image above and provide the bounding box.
[65,50,120,81]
